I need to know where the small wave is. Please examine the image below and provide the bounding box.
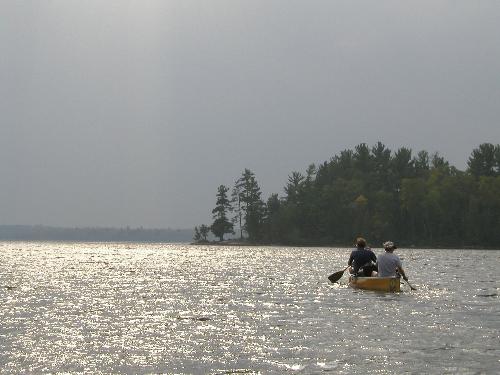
[213,369,259,375]
[283,363,306,371]
[176,315,212,321]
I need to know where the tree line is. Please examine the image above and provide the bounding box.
[194,142,500,248]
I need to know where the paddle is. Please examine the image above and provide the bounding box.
[402,278,417,291]
[328,266,349,283]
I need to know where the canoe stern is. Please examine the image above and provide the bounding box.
[349,276,401,292]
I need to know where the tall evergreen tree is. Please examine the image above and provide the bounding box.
[391,147,415,182]
[211,185,234,241]
[231,181,244,240]
[263,193,283,243]
[431,152,450,171]
[237,169,265,241]
[354,143,372,175]
[284,172,305,204]
[414,150,430,177]
[467,143,499,177]
[370,142,392,190]
[305,164,317,185]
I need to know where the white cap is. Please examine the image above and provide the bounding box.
[383,241,397,249]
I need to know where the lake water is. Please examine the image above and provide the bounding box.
[0,242,499,374]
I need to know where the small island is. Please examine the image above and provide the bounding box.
[194,142,500,249]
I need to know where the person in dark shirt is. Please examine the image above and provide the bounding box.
[348,237,377,277]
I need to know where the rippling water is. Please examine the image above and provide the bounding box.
[0,242,499,374]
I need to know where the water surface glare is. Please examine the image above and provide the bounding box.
[0,242,499,374]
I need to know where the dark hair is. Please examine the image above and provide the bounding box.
[356,237,367,247]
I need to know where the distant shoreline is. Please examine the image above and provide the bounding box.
[1,226,497,250]
[0,225,194,243]
[190,240,500,250]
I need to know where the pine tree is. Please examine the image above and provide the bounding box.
[467,143,499,177]
[231,182,244,240]
[237,169,265,241]
[211,185,234,241]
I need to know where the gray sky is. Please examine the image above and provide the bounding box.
[1,1,499,229]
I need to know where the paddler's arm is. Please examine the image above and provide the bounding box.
[347,252,355,273]
[348,251,354,266]
[397,266,408,281]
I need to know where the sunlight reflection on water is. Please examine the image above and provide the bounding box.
[0,242,499,374]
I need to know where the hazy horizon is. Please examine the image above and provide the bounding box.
[2,1,500,229]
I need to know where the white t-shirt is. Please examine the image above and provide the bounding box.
[377,252,402,277]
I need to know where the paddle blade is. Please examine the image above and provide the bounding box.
[328,269,345,283]
[403,279,417,291]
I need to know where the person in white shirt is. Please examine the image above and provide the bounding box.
[377,241,409,282]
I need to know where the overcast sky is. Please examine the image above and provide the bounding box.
[1,1,499,229]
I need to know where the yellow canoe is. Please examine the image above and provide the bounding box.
[348,276,401,292]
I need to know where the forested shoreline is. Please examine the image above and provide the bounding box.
[197,142,500,248]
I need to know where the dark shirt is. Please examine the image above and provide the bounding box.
[348,247,377,274]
